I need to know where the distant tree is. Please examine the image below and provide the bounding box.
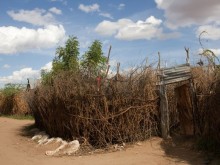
[1,83,24,97]
[81,40,107,77]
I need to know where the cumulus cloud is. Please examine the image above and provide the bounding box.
[78,3,113,19]
[49,7,62,15]
[196,24,220,40]
[95,16,179,40]
[99,12,113,19]
[0,25,65,54]
[0,68,39,84]
[41,61,52,71]
[7,8,57,26]
[78,3,100,13]
[0,62,52,85]
[155,0,220,29]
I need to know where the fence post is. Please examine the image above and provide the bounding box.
[158,52,169,139]
[159,72,169,139]
[105,45,112,78]
[185,47,190,65]
[185,47,199,135]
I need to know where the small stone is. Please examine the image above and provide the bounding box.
[136,142,142,146]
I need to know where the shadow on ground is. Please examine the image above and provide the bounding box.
[160,135,220,165]
[19,123,37,138]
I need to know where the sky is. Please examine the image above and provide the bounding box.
[0,0,220,87]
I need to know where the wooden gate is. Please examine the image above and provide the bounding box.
[157,61,195,139]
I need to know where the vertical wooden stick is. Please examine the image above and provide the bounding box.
[105,45,112,78]
[116,62,120,81]
[158,52,169,139]
[185,47,190,65]
[159,72,169,139]
[158,52,161,70]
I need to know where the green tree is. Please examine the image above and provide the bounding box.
[41,69,53,85]
[81,40,107,77]
[1,83,24,97]
[53,36,80,72]
[41,36,80,85]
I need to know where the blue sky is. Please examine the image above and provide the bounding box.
[0,0,220,87]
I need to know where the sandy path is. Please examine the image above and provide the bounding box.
[0,117,205,165]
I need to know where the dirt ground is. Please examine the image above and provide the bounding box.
[0,117,218,165]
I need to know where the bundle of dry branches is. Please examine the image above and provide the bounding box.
[0,92,30,115]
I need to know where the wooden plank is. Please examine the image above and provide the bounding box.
[163,74,192,81]
[157,77,191,85]
[157,63,192,85]
[159,79,169,139]
[163,77,191,84]
[163,72,192,79]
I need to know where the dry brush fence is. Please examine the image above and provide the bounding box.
[0,91,30,115]
[192,67,220,144]
[27,65,220,149]
[27,67,159,147]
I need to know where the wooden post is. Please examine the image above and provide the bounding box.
[158,52,169,139]
[185,47,199,134]
[185,47,190,65]
[107,45,112,63]
[158,52,161,70]
[116,62,120,81]
[105,45,111,78]
[189,79,199,135]
[159,71,169,139]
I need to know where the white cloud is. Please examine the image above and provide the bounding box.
[0,62,52,86]
[0,68,40,84]
[7,8,57,26]
[0,25,65,54]
[196,24,220,40]
[49,7,62,15]
[41,62,52,72]
[155,0,220,29]
[210,49,220,56]
[2,64,10,69]
[118,3,125,10]
[99,12,113,19]
[95,16,179,40]
[78,3,100,13]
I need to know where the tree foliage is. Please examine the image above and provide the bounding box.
[53,36,80,73]
[1,83,24,97]
[81,40,107,77]
[41,69,53,85]
[41,36,107,85]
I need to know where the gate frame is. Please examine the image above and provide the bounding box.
[157,49,197,139]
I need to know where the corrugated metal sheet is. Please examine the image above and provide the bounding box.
[158,64,192,85]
